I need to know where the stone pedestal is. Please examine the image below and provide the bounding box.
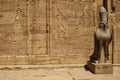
[87,61,113,74]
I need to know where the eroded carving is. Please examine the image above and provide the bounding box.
[8,5,25,42]
[50,0,95,54]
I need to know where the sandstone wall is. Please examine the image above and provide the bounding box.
[110,0,120,63]
[0,0,119,65]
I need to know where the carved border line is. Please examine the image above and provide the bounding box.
[46,0,50,55]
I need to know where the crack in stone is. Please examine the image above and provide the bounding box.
[67,71,76,80]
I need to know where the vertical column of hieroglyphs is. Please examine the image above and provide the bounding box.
[50,0,95,57]
[111,0,120,63]
[0,0,27,55]
[30,0,47,55]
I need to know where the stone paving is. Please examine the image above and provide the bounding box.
[0,67,120,80]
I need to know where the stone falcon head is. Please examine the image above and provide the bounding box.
[99,7,108,25]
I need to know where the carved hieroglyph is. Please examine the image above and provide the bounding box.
[111,0,120,63]
[0,1,27,55]
[0,0,120,64]
[31,0,47,55]
[50,0,95,54]
[0,0,96,56]
[10,5,25,41]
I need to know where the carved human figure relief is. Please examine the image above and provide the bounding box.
[12,5,25,41]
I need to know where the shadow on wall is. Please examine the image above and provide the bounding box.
[84,32,99,70]
[90,32,99,62]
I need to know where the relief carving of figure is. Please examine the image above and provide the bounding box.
[12,5,25,41]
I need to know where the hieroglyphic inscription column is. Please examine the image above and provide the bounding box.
[26,0,32,55]
[46,0,50,55]
[30,0,47,55]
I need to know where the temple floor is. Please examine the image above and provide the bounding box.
[0,66,119,80]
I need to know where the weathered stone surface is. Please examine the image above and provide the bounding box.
[88,61,113,74]
[0,0,119,65]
